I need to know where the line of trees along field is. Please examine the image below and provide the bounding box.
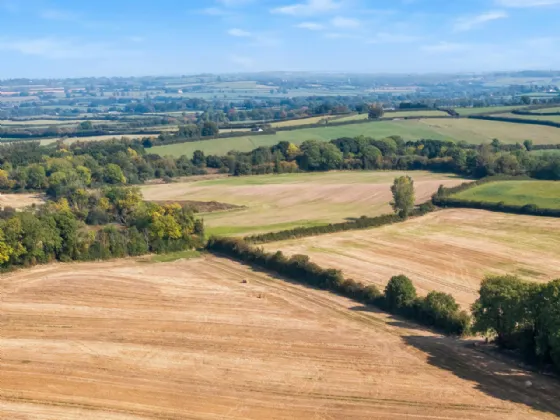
[0,186,204,270]
[207,236,471,336]
[1,135,559,196]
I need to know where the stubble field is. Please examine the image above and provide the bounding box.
[141,171,466,236]
[263,209,560,307]
[3,255,560,419]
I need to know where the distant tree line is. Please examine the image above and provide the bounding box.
[2,136,560,196]
[0,186,204,271]
[206,236,471,336]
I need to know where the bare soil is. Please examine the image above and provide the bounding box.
[2,256,560,419]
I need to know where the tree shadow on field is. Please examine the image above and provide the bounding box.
[349,305,433,332]
[403,335,560,417]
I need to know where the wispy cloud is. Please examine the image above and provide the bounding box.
[40,9,79,21]
[272,0,341,16]
[453,10,507,31]
[421,42,471,53]
[367,32,421,44]
[324,32,359,39]
[296,22,325,30]
[228,28,252,37]
[496,0,560,6]
[331,16,360,28]
[0,37,138,59]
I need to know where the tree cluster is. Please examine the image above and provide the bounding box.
[472,276,560,372]
[0,140,206,194]
[0,187,204,270]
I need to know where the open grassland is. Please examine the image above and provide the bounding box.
[454,106,528,115]
[264,209,560,308]
[3,255,560,419]
[271,115,330,127]
[333,110,449,124]
[530,107,560,114]
[452,181,560,209]
[494,113,560,123]
[152,118,560,157]
[0,192,45,209]
[416,118,560,145]
[531,149,560,155]
[140,171,466,236]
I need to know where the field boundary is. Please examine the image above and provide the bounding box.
[207,236,470,335]
[432,176,560,217]
[468,115,560,129]
[244,202,435,244]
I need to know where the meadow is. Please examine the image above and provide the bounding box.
[494,113,560,123]
[452,180,560,209]
[454,106,528,115]
[140,171,466,236]
[151,118,560,157]
[263,209,560,308]
[3,255,559,419]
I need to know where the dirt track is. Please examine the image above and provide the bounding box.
[2,256,560,419]
[264,209,560,307]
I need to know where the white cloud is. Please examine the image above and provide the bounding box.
[296,22,325,30]
[40,9,79,21]
[367,32,420,44]
[496,0,560,6]
[324,32,359,39]
[228,28,252,37]
[421,42,471,53]
[272,0,341,16]
[0,37,135,59]
[453,10,508,31]
[331,16,360,28]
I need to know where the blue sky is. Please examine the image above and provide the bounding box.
[0,0,559,78]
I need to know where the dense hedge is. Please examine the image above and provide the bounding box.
[469,115,560,128]
[206,236,470,335]
[513,110,560,116]
[245,202,435,244]
[432,176,560,218]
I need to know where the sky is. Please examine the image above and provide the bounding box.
[0,0,559,78]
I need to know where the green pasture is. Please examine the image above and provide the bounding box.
[452,181,560,209]
[151,118,560,157]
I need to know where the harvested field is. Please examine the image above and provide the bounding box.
[140,171,467,236]
[264,209,560,307]
[2,255,560,419]
[0,193,45,209]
